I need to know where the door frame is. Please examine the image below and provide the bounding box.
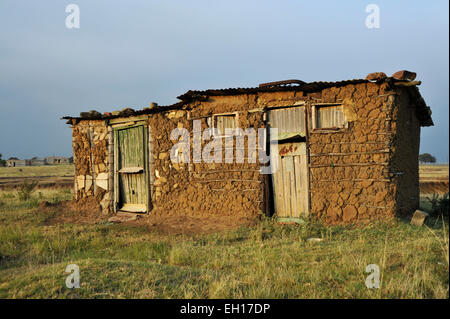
[113,123,150,213]
[266,104,311,220]
[271,141,309,219]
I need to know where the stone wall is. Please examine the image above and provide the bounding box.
[71,120,112,214]
[148,95,268,218]
[307,82,420,223]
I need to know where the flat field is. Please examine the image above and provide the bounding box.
[0,165,74,189]
[0,164,448,298]
[0,187,448,298]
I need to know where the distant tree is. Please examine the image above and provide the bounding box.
[69,156,74,163]
[419,153,437,163]
[0,153,5,167]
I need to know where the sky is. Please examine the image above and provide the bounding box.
[0,0,448,162]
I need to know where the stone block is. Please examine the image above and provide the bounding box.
[365,72,387,82]
[76,175,85,189]
[342,205,358,222]
[159,152,169,160]
[96,178,108,190]
[411,210,428,226]
[391,70,416,81]
[85,175,93,190]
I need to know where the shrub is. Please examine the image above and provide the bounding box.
[17,181,38,201]
[426,193,449,217]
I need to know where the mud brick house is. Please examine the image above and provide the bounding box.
[63,71,433,224]
[29,157,46,166]
[6,158,27,167]
[45,156,70,165]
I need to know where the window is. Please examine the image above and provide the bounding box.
[212,113,238,136]
[313,105,345,129]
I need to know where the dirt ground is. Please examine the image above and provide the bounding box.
[41,198,259,235]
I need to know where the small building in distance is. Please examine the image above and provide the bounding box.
[45,156,71,165]
[6,158,27,167]
[29,157,46,166]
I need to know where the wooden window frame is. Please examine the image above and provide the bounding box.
[311,103,348,132]
[211,112,240,138]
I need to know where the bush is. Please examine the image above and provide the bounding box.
[17,181,38,201]
[426,193,449,217]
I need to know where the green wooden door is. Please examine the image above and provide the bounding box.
[114,125,148,213]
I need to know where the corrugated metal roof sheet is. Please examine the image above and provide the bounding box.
[176,79,370,101]
[62,77,433,126]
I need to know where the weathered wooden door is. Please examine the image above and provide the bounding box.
[114,125,149,213]
[268,106,309,218]
[272,142,309,218]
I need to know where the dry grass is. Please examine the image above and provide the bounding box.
[419,164,449,182]
[0,165,74,178]
[0,189,448,299]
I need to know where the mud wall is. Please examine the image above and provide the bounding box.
[71,120,112,214]
[69,83,421,223]
[148,95,270,218]
[308,82,397,223]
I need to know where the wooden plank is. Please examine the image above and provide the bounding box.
[120,203,147,213]
[135,127,141,205]
[147,124,154,211]
[304,103,312,215]
[287,156,297,217]
[309,162,389,168]
[294,155,302,217]
[113,128,119,212]
[139,125,146,206]
[271,171,278,216]
[299,144,309,216]
[310,149,389,157]
[119,167,144,173]
[311,105,317,130]
[108,115,149,125]
[282,157,291,217]
[275,158,285,217]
